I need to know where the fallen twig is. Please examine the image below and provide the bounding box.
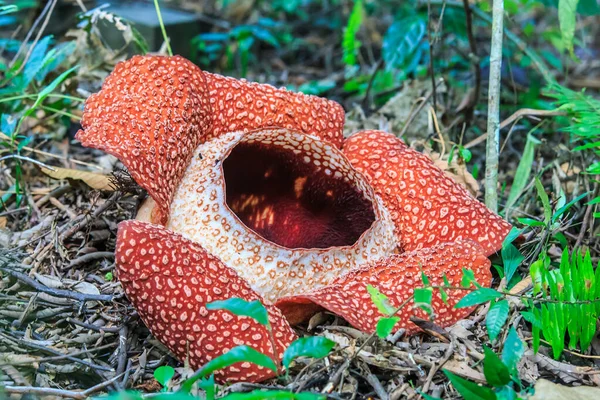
[0,265,114,302]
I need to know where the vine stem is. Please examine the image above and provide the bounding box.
[484,0,504,212]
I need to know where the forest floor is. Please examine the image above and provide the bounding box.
[1,1,600,399]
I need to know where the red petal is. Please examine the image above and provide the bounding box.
[342,130,511,256]
[76,56,211,225]
[116,220,296,383]
[77,55,344,225]
[206,73,345,147]
[275,240,491,334]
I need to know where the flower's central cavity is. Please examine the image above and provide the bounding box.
[223,140,376,249]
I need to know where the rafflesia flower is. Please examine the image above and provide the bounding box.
[76,55,511,383]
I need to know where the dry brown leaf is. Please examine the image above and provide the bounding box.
[508,276,533,295]
[443,358,486,383]
[427,151,480,197]
[529,379,600,400]
[0,216,7,229]
[40,166,115,191]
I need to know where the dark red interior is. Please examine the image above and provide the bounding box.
[223,140,376,249]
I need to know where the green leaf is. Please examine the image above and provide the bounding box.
[503,227,522,247]
[501,328,525,376]
[439,287,449,305]
[206,298,269,326]
[443,370,497,400]
[366,284,395,315]
[342,0,364,66]
[421,270,431,286]
[459,146,472,163]
[382,16,426,71]
[26,65,78,118]
[461,268,478,288]
[483,347,511,387]
[455,288,502,309]
[282,337,335,370]
[559,0,580,57]
[517,217,546,227]
[552,192,589,223]
[414,287,433,314]
[180,346,277,393]
[199,375,215,400]
[154,365,175,390]
[376,316,400,338]
[443,274,450,287]
[502,243,524,284]
[486,300,509,341]
[535,177,552,224]
[505,134,540,212]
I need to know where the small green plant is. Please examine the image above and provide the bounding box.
[191,19,288,77]
[524,248,600,359]
[342,0,364,67]
[0,33,81,207]
[443,328,528,400]
[546,84,600,219]
[98,297,334,399]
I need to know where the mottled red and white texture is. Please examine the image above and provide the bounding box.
[167,129,397,303]
[276,240,491,333]
[116,221,296,382]
[77,55,512,384]
[343,131,510,256]
[76,55,344,225]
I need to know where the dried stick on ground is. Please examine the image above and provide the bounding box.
[484,0,504,213]
[0,265,114,302]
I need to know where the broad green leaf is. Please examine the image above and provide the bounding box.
[505,134,540,212]
[517,217,546,227]
[587,197,600,205]
[22,35,53,88]
[414,287,433,314]
[199,375,215,400]
[154,365,175,390]
[486,300,509,341]
[483,347,511,387]
[181,346,276,393]
[382,16,426,71]
[535,177,552,224]
[376,316,400,338]
[461,268,478,288]
[501,328,525,376]
[221,390,325,400]
[206,298,269,326]
[455,288,502,309]
[459,146,472,162]
[443,370,497,400]
[282,337,335,369]
[503,227,523,248]
[366,284,395,315]
[502,243,524,284]
[558,0,580,57]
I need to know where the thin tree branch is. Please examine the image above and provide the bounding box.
[484,0,504,212]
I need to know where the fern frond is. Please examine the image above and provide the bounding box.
[342,0,364,66]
